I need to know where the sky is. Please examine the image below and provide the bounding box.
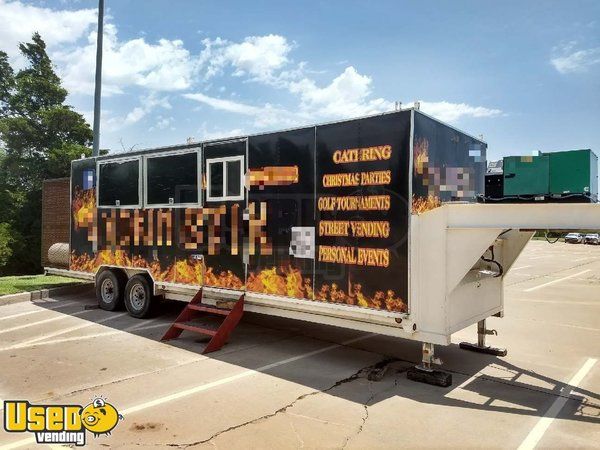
[0,0,599,163]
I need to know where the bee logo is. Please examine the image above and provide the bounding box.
[80,396,123,437]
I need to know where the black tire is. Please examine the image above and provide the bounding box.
[124,274,154,318]
[96,270,125,311]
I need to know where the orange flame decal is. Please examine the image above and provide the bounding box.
[71,252,404,311]
[70,250,175,281]
[72,187,96,230]
[411,194,441,214]
[316,282,406,312]
[413,138,429,176]
[70,251,244,289]
[247,266,313,299]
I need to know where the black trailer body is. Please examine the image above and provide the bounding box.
[69,109,487,314]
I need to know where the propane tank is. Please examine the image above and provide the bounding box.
[48,243,70,267]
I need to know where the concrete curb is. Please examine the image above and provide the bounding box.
[0,283,94,306]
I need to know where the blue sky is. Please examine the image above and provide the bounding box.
[1,0,599,163]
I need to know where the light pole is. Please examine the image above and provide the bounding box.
[92,0,104,157]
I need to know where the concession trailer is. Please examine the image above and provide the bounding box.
[44,108,600,386]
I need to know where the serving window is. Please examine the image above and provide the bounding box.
[145,151,199,206]
[98,158,140,207]
[206,156,244,201]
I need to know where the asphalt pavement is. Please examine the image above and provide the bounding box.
[0,240,598,449]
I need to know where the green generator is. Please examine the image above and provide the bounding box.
[503,155,550,197]
[502,149,598,202]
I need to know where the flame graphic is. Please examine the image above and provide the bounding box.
[70,250,174,281]
[72,187,96,230]
[174,257,244,289]
[413,137,429,176]
[70,251,244,288]
[316,282,406,312]
[71,252,404,311]
[247,266,313,299]
[412,137,441,214]
[411,194,442,214]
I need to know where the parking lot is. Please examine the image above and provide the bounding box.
[0,240,598,449]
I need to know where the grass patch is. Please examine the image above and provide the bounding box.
[0,275,85,296]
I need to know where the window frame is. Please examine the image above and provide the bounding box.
[96,156,143,209]
[206,155,245,202]
[143,147,202,208]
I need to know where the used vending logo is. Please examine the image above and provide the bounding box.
[3,396,123,446]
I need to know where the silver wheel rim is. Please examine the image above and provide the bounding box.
[130,284,146,311]
[100,278,114,303]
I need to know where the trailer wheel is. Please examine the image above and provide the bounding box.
[124,274,154,319]
[96,270,125,311]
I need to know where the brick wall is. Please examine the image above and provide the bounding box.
[41,178,70,267]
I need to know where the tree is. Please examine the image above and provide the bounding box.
[0,223,13,269]
[0,51,14,116]
[0,33,93,275]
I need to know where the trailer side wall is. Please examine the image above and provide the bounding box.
[69,110,487,316]
[314,113,411,312]
[412,111,487,213]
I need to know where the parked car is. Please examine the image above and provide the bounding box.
[564,233,584,244]
[583,233,600,245]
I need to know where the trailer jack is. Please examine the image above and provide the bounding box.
[407,343,452,387]
[459,319,507,356]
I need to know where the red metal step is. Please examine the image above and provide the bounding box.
[172,323,217,336]
[187,304,230,315]
[161,287,245,354]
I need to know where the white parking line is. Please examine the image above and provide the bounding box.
[0,310,90,335]
[523,270,591,292]
[0,313,128,351]
[0,301,80,322]
[511,317,600,332]
[10,322,166,349]
[126,317,161,331]
[0,438,33,449]
[517,358,597,450]
[0,333,375,450]
[457,373,480,389]
[122,333,375,415]
[516,299,598,306]
[512,265,532,271]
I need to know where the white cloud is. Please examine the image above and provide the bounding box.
[105,93,171,130]
[199,34,292,83]
[186,64,393,127]
[551,42,600,74]
[124,107,146,125]
[0,0,96,62]
[150,115,174,131]
[196,122,245,141]
[193,40,502,126]
[224,34,291,80]
[289,66,393,118]
[0,1,196,96]
[0,1,501,144]
[409,101,502,123]
[184,92,265,115]
[185,70,500,129]
[183,92,301,128]
[55,24,196,95]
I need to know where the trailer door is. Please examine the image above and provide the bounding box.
[202,139,247,289]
